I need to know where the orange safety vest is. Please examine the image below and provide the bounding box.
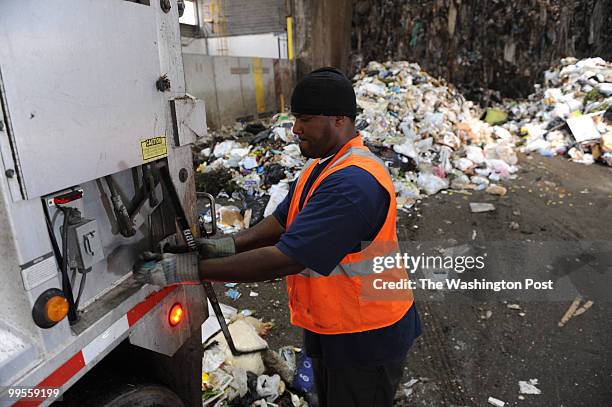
[285,135,414,334]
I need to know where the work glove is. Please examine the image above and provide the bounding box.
[133,251,200,286]
[164,236,236,259]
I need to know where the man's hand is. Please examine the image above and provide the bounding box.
[164,236,235,259]
[133,251,200,286]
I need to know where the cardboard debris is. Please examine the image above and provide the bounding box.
[485,184,507,196]
[218,205,244,233]
[567,115,602,143]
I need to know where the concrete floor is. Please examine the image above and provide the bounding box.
[218,153,612,406]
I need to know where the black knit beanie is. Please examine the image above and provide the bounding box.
[291,67,357,119]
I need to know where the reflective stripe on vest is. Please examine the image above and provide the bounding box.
[285,135,413,334]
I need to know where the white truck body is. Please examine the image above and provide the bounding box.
[0,1,208,405]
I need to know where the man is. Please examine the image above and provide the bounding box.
[136,67,421,406]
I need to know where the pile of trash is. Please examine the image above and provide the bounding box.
[502,57,612,166]
[353,60,519,205]
[196,60,525,227]
[200,302,312,406]
[195,113,305,233]
[195,57,610,228]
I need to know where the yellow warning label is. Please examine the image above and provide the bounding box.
[140,136,168,162]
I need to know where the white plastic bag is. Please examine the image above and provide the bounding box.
[264,182,289,217]
[417,172,449,195]
[256,374,282,402]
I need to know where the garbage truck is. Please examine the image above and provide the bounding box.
[0,1,210,405]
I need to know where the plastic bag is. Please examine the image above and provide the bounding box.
[393,140,418,160]
[465,146,485,164]
[202,344,227,373]
[263,182,289,217]
[256,374,282,402]
[226,366,248,400]
[417,172,449,195]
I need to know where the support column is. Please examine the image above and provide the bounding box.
[291,0,354,79]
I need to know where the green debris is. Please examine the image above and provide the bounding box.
[195,168,242,196]
[202,388,222,401]
[593,102,610,112]
[410,21,422,48]
[583,89,603,106]
[484,108,508,125]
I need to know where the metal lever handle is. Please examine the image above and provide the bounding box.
[105,175,136,237]
[196,192,217,237]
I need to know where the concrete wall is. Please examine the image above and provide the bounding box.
[183,54,295,129]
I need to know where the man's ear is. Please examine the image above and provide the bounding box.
[333,116,346,128]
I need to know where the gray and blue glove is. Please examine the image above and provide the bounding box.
[134,251,200,286]
[164,236,235,259]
